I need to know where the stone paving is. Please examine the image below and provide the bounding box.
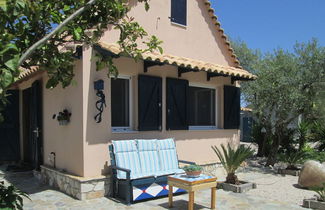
[0,170,305,210]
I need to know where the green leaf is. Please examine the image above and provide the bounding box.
[0,43,18,55]
[158,46,163,54]
[72,27,82,41]
[4,56,19,71]
[0,0,7,11]
[2,70,13,87]
[144,2,149,11]
[63,5,70,11]
[16,0,25,8]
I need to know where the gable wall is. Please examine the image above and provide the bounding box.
[100,0,235,66]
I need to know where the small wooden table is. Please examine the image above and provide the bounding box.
[168,174,217,210]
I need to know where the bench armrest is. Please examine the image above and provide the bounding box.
[178,160,196,165]
[111,165,131,180]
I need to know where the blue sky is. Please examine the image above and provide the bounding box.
[211,0,325,53]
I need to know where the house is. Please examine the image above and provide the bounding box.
[1,0,255,200]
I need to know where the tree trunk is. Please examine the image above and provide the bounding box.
[226,173,240,185]
[298,136,305,151]
[266,134,281,166]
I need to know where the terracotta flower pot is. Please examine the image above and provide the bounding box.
[185,170,202,177]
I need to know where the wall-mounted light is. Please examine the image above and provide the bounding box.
[94,80,106,123]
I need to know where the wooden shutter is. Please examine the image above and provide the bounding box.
[0,90,20,161]
[224,85,241,129]
[171,0,187,25]
[138,75,162,131]
[166,78,189,130]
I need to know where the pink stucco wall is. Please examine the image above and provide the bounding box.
[100,0,235,67]
[82,53,240,177]
[17,0,241,177]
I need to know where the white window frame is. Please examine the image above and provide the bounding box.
[188,83,218,130]
[170,0,187,27]
[110,75,133,133]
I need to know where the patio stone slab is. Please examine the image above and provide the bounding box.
[0,173,303,210]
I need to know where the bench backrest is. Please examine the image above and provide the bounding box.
[157,138,179,171]
[137,139,161,174]
[111,138,180,179]
[111,140,142,179]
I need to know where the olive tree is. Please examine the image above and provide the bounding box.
[232,39,325,165]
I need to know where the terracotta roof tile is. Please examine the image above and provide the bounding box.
[204,0,242,67]
[98,42,256,79]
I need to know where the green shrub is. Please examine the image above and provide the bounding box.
[182,164,202,172]
[0,181,30,210]
[302,145,325,162]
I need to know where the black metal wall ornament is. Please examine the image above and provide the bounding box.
[94,80,106,123]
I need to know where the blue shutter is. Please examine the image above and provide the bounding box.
[224,85,240,129]
[166,78,189,130]
[171,0,187,26]
[0,90,20,161]
[138,75,162,131]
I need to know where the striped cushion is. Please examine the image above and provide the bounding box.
[137,139,161,175]
[112,140,142,179]
[157,138,179,171]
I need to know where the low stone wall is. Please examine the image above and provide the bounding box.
[40,165,111,200]
[200,162,225,178]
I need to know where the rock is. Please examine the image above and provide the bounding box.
[94,182,104,191]
[298,160,325,188]
[81,183,94,193]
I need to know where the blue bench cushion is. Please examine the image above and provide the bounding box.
[157,138,179,171]
[112,140,142,179]
[137,139,161,175]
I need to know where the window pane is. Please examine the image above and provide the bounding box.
[189,87,215,126]
[111,78,129,127]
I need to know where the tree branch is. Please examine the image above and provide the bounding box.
[18,0,96,67]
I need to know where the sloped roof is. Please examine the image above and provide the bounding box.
[203,0,241,68]
[18,66,40,80]
[98,42,256,79]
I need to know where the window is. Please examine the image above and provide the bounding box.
[188,86,216,127]
[111,78,130,130]
[171,0,187,26]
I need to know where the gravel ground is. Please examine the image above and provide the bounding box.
[230,158,316,207]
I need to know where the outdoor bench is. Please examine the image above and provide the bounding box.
[109,138,194,204]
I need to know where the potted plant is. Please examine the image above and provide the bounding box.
[303,183,325,209]
[212,144,255,193]
[183,164,203,178]
[278,150,306,176]
[56,109,71,125]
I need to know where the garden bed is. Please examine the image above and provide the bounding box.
[278,168,300,176]
[217,181,257,193]
[303,198,325,209]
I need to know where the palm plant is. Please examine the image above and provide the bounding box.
[212,144,254,185]
[278,150,306,170]
[297,121,311,151]
[311,121,325,151]
[311,183,325,201]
